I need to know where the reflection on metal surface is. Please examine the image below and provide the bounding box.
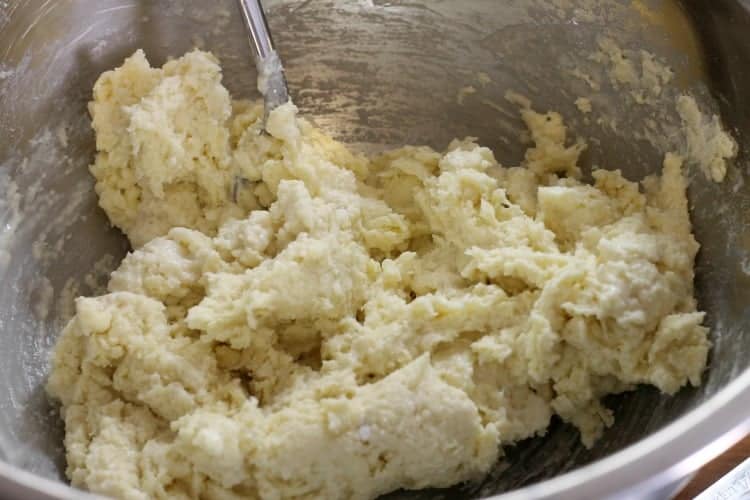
[631,0,706,87]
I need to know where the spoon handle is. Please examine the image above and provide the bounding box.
[236,0,276,61]
[236,0,290,114]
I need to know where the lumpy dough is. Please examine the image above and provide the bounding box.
[47,50,710,500]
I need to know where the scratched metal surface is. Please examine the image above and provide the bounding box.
[0,0,748,498]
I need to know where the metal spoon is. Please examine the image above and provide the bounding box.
[232,0,290,202]
[236,0,290,121]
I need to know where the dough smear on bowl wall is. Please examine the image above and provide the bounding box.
[44,48,723,500]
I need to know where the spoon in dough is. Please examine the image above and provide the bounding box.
[236,0,290,122]
[233,0,289,202]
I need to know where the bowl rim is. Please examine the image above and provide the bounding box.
[1,0,749,496]
[0,368,748,499]
[493,367,750,499]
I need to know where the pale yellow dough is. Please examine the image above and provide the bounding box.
[48,50,710,500]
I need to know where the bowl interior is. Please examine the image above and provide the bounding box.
[0,0,749,498]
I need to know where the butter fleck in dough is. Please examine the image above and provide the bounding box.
[575,97,592,114]
[48,50,710,500]
[676,94,737,182]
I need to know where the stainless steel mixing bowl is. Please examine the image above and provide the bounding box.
[1,1,749,499]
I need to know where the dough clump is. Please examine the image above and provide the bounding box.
[48,50,709,500]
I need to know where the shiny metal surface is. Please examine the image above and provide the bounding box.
[0,1,749,499]
[236,0,290,112]
[238,0,277,60]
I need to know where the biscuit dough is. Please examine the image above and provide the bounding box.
[48,50,710,500]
